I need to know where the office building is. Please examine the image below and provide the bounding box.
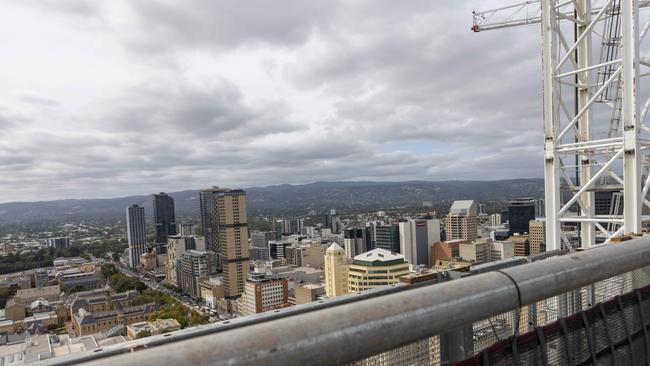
[250,247,269,261]
[177,250,212,298]
[508,198,536,236]
[280,218,304,235]
[457,239,513,264]
[46,237,70,249]
[285,244,326,268]
[268,239,294,260]
[348,249,410,292]
[165,235,205,285]
[211,188,249,299]
[239,271,288,316]
[445,200,478,241]
[250,231,280,249]
[399,219,441,267]
[324,243,348,298]
[294,284,326,305]
[478,203,487,216]
[529,220,546,254]
[535,199,545,218]
[126,205,146,269]
[374,223,401,253]
[490,213,502,226]
[177,223,194,236]
[343,228,367,259]
[153,193,177,250]
[325,209,342,234]
[508,235,531,257]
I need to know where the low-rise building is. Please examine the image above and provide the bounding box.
[140,251,158,271]
[72,304,159,336]
[294,283,325,305]
[58,270,102,291]
[69,289,138,315]
[239,271,289,316]
[15,285,61,303]
[199,277,224,309]
[126,321,155,340]
[285,243,326,268]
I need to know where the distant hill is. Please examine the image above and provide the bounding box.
[0,179,543,225]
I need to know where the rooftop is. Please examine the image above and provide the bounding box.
[449,200,476,215]
[353,248,405,267]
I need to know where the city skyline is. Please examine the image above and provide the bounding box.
[0,1,542,203]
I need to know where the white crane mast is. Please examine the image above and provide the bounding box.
[473,0,650,250]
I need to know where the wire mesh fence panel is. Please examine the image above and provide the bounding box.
[349,336,440,366]
[350,266,650,366]
[455,284,650,366]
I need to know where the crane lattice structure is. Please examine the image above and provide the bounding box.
[473,0,650,250]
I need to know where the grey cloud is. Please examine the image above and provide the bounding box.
[104,80,305,140]
[117,0,337,52]
[0,1,548,202]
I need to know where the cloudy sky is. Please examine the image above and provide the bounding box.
[0,1,542,202]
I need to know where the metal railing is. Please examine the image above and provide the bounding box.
[42,236,650,366]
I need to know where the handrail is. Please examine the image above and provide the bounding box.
[43,236,650,366]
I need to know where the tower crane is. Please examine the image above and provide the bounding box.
[472,0,650,250]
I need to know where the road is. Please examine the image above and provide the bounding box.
[113,262,219,320]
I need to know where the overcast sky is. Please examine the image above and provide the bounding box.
[0,1,543,202]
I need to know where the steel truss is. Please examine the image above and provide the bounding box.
[473,0,650,249]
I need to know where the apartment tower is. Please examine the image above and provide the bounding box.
[211,188,249,299]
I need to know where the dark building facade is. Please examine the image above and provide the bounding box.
[374,224,401,253]
[508,198,536,236]
[153,192,177,251]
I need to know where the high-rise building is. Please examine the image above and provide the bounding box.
[153,193,177,251]
[324,243,348,298]
[490,213,502,226]
[280,218,304,235]
[399,219,441,267]
[375,223,400,253]
[46,237,70,249]
[211,188,249,299]
[239,271,288,316]
[325,209,342,234]
[508,198,536,236]
[176,250,212,298]
[477,203,487,216]
[343,228,367,259]
[445,200,478,241]
[529,220,546,254]
[177,223,194,236]
[126,205,146,269]
[535,199,545,218]
[165,235,205,285]
[348,249,410,292]
[199,186,223,252]
[250,231,280,249]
